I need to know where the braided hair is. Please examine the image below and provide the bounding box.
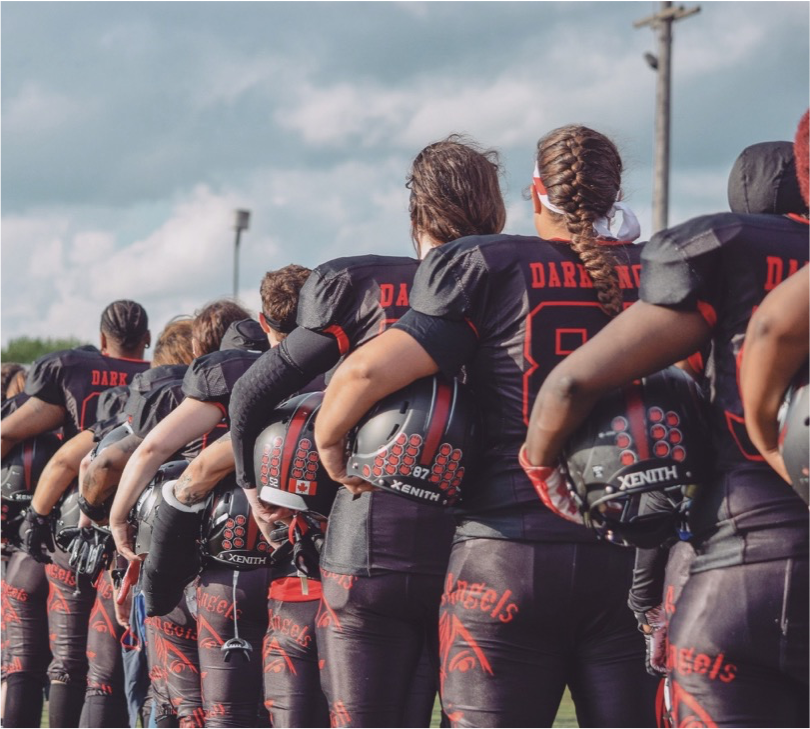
[100,300,150,351]
[536,125,624,317]
[408,134,506,248]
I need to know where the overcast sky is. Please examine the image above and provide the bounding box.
[2,1,808,349]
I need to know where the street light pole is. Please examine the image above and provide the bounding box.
[232,209,251,298]
[635,2,700,233]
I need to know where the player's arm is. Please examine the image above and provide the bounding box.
[0,397,66,458]
[80,432,144,521]
[524,301,711,467]
[740,267,810,482]
[229,328,340,489]
[30,429,95,515]
[173,434,235,506]
[109,397,223,560]
[315,328,440,490]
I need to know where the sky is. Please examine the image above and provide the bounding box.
[2,1,808,349]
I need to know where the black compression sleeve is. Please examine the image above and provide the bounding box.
[627,544,671,613]
[229,328,340,489]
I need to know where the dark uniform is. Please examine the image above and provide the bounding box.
[21,346,149,727]
[82,365,190,728]
[230,255,449,727]
[393,234,657,728]
[639,212,809,727]
[177,348,268,727]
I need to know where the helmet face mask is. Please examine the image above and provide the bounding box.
[561,367,709,548]
[346,375,479,507]
[255,391,340,517]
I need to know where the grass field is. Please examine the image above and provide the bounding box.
[429,689,578,728]
[40,690,579,728]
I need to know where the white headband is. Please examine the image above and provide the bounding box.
[533,163,641,242]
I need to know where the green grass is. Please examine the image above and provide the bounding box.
[430,688,578,727]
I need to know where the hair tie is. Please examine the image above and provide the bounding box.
[533,164,641,242]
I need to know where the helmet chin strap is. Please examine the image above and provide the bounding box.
[222,569,253,663]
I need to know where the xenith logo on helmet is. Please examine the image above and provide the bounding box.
[223,553,266,566]
[385,479,441,503]
[8,493,33,502]
[617,465,679,490]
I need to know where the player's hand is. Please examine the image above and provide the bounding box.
[110,517,138,562]
[635,604,668,676]
[518,446,583,524]
[19,507,55,563]
[318,438,370,493]
[245,487,293,542]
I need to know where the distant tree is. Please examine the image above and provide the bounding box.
[1,337,89,365]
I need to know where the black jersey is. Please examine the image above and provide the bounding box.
[297,254,418,357]
[640,212,809,570]
[395,234,643,542]
[182,349,262,415]
[1,392,30,420]
[24,346,149,438]
[87,386,129,440]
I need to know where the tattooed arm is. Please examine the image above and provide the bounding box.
[173,433,235,506]
[80,433,144,516]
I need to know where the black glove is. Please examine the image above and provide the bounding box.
[67,527,115,583]
[19,507,55,564]
[634,604,668,677]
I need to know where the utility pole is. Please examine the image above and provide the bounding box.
[232,209,251,298]
[635,2,700,233]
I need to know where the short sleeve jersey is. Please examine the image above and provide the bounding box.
[288,254,455,576]
[640,212,809,570]
[182,350,263,415]
[396,234,643,542]
[297,255,418,359]
[24,346,150,438]
[88,385,131,440]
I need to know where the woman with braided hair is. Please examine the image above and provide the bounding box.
[315,124,658,727]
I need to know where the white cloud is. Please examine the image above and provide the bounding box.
[3,82,91,134]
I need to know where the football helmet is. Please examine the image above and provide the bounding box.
[561,366,710,548]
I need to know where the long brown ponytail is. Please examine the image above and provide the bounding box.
[536,125,624,317]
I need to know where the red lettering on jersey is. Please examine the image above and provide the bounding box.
[577,264,593,288]
[395,283,409,307]
[547,264,561,288]
[120,373,128,386]
[101,371,109,386]
[379,284,394,308]
[788,258,800,277]
[765,256,783,290]
[91,370,100,386]
[560,261,577,288]
[530,262,545,288]
[615,264,642,289]
[110,372,119,387]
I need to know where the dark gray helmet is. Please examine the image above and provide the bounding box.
[561,366,710,548]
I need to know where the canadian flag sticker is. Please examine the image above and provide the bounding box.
[291,480,314,495]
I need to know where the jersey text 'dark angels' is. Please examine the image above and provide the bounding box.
[395,234,643,542]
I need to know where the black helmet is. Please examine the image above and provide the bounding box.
[1,433,61,546]
[346,375,480,507]
[53,487,83,551]
[255,392,340,516]
[2,433,61,504]
[561,366,710,548]
[130,460,188,556]
[201,477,273,570]
[778,368,809,504]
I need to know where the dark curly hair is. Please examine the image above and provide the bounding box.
[100,300,150,351]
